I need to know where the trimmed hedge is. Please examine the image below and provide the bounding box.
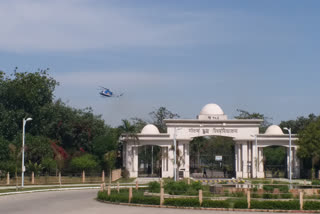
[304,201,320,210]
[251,200,299,210]
[202,200,230,208]
[233,199,248,208]
[148,181,160,193]
[98,191,129,203]
[164,198,200,207]
[131,196,160,205]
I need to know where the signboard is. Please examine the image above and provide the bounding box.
[215,156,222,161]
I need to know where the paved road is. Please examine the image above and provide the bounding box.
[0,189,284,214]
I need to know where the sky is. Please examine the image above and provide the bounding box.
[1,0,320,127]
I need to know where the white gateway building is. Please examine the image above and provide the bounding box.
[121,103,300,179]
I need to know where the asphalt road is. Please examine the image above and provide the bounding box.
[0,189,284,214]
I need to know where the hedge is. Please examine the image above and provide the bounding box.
[202,200,230,208]
[251,200,299,210]
[148,181,160,193]
[131,196,160,205]
[304,201,320,210]
[97,191,129,203]
[233,199,248,208]
[164,198,200,207]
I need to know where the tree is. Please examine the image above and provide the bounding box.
[25,134,53,164]
[92,133,118,159]
[70,154,98,172]
[234,109,271,133]
[149,107,179,133]
[279,114,318,134]
[296,117,320,176]
[104,151,117,183]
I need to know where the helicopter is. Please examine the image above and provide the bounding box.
[99,86,124,98]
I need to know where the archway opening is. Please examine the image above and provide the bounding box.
[263,146,287,178]
[138,145,162,177]
[190,136,235,178]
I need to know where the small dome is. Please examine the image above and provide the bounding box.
[141,124,160,134]
[200,103,224,115]
[265,125,284,135]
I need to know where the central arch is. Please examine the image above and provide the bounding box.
[190,136,236,178]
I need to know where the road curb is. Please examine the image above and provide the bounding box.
[96,199,320,213]
[0,187,100,196]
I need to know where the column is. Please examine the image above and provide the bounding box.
[252,142,257,178]
[133,146,138,177]
[258,147,264,178]
[242,143,248,178]
[184,143,190,178]
[294,147,300,178]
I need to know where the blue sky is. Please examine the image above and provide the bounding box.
[1,0,320,127]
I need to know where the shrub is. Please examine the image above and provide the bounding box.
[191,181,202,191]
[148,181,160,193]
[202,200,230,208]
[121,168,130,179]
[97,191,129,203]
[164,181,189,195]
[281,193,293,199]
[262,193,273,199]
[164,198,200,207]
[233,199,248,208]
[251,200,299,210]
[311,180,320,186]
[304,201,320,210]
[231,191,245,198]
[131,196,160,205]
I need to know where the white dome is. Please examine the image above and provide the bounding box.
[265,125,284,135]
[200,103,224,115]
[141,124,160,134]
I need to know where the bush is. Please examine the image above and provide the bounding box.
[233,199,248,208]
[164,198,200,207]
[97,191,129,203]
[263,185,289,193]
[191,181,202,191]
[311,180,320,186]
[148,181,160,193]
[304,201,320,210]
[251,200,299,210]
[202,200,230,208]
[131,196,160,205]
[164,181,189,195]
[231,191,245,198]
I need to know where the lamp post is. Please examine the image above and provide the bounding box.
[173,127,177,181]
[22,118,32,188]
[283,127,292,183]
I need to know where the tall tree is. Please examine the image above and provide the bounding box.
[279,114,318,134]
[234,109,271,133]
[296,117,320,172]
[149,107,179,133]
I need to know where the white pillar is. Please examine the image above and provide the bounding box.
[242,143,248,178]
[184,143,190,178]
[257,147,264,178]
[292,147,300,178]
[252,142,257,178]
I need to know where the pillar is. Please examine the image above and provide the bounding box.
[6,172,10,185]
[293,147,300,178]
[184,143,190,178]
[82,170,85,183]
[258,147,264,178]
[242,143,248,178]
[31,172,35,184]
[102,170,105,182]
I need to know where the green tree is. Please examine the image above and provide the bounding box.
[25,134,53,164]
[41,157,57,175]
[149,107,179,133]
[279,114,318,134]
[70,154,98,172]
[104,151,117,183]
[234,109,271,133]
[296,118,320,176]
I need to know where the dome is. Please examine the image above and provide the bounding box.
[265,125,284,135]
[141,124,160,134]
[200,103,224,115]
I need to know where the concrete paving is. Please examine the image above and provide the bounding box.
[0,189,285,214]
